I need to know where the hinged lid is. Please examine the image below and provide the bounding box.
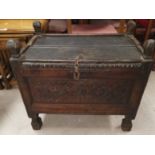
[16,34,154,69]
[22,34,143,61]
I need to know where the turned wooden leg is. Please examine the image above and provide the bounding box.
[4,79,12,89]
[0,79,4,89]
[0,74,11,89]
[31,114,42,130]
[121,116,133,131]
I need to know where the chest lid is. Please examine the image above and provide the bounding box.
[20,34,144,63]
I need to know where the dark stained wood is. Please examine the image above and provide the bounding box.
[33,21,41,34]
[0,42,12,89]
[0,20,48,89]
[127,20,136,35]
[31,114,42,130]
[121,116,132,131]
[8,32,155,131]
[144,20,153,41]
[0,79,4,89]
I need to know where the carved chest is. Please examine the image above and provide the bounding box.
[8,34,155,131]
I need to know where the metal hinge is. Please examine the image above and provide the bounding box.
[73,57,80,80]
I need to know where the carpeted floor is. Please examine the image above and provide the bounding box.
[0,72,155,135]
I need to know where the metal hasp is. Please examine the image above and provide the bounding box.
[74,57,80,80]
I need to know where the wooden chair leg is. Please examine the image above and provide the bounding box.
[118,19,126,33]
[144,19,153,41]
[0,50,12,89]
[0,78,4,89]
[67,19,72,33]
[79,19,89,24]
[0,54,4,89]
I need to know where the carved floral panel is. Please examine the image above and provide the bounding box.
[27,77,134,105]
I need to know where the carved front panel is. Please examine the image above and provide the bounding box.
[27,77,134,105]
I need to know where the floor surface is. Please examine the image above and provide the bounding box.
[0,72,155,135]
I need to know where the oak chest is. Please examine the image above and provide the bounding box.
[8,32,155,131]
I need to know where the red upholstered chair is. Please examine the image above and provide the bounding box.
[48,19,68,33]
[135,19,155,41]
[135,20,155,70]
[71,24,118,34]
[67,19,118,35]
[47,20,125,35]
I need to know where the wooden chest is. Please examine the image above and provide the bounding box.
[8,33,155,131]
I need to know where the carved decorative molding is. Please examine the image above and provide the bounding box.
[22,62,142,69]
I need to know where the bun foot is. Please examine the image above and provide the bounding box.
[121,117,132,131]
[31,116,42,130]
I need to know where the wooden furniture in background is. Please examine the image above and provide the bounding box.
[0,51,4,89]
[0,20,48,34]
[135,19,155,42]
[128,19,155,70]
[0,38,14,89]
[79,19,89,24]
[0,79,3,89]
[67,19,118,34]
[118,19,126,33]
[8,21,155,131]
[48,19,89,33]
[48,19,68,33]
[47,19,126,34]
[0,19,48,89]
[144,20,155,70]
[66,19,126,34]
[144,20,154,41]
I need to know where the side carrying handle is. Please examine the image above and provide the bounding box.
[6,39,21,58]
[143,39,155,59]
[73,58,80,80]
[33,20,42,34]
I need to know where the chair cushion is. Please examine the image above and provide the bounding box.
[135,20,149,28]
[48,20,67,33]
[135,20,155,34]
[72,24,117,35]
